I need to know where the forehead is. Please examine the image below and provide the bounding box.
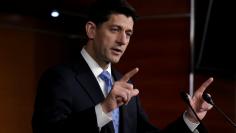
[104,14,134,30]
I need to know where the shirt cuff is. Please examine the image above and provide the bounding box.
[95,104,112,130]
[183,111,200,132]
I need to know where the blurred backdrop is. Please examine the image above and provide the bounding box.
[0,0,235,133]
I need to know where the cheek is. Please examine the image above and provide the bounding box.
[105,34,116,43]
[123,44,129,51]
[97,33,112,45]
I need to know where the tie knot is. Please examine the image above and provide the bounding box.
[99,70,112,94]
[99,71,111,82]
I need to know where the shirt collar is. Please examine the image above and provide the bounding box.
[81,47,112,78]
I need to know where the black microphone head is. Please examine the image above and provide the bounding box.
[180,91,190,104]
[203,93,214,105]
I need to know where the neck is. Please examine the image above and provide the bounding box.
[84,45,109,70]
[99,62,109,70]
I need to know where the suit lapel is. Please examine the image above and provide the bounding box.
[72,54,105,104]
[72,55,128,133]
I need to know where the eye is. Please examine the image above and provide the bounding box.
[126,32,133,37]
[110,27,120,32]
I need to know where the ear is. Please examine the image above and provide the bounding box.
[85,21,96,39]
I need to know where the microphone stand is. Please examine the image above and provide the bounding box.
[180,91,202,123]
[203,93,236,128]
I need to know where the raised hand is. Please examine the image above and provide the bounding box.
[101,68,139,113]
[186,77,214,123]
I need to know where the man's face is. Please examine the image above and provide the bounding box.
[91,14,134,66]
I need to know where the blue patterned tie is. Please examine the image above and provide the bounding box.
[99,71,119,133]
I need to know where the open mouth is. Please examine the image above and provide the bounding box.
[111,48,123,55]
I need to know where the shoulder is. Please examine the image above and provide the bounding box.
[38,63,78,82]
[43,64,73,75]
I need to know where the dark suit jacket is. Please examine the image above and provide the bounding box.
[32,54,207,133]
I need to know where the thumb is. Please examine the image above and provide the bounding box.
[131,89,139,97]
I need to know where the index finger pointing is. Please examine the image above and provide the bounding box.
[197,77,214,93]
[120,67,139,82]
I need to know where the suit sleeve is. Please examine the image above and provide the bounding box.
[32,67,99,133]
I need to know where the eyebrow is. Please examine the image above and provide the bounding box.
[111,24,133,33]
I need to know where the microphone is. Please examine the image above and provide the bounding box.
[180,91,202,122]
[202,93,236,128]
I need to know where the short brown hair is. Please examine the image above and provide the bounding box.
[88,0,138,26]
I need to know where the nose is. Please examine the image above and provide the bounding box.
[117,32,129,45]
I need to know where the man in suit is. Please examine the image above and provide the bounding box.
[32,0,214,133]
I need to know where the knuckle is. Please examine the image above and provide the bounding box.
[129,83,133,88]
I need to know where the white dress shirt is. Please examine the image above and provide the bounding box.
[81,48,112,130]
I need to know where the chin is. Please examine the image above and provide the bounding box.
[110,58,121,64]
[110,60,119,64]
[107,55,121,64]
